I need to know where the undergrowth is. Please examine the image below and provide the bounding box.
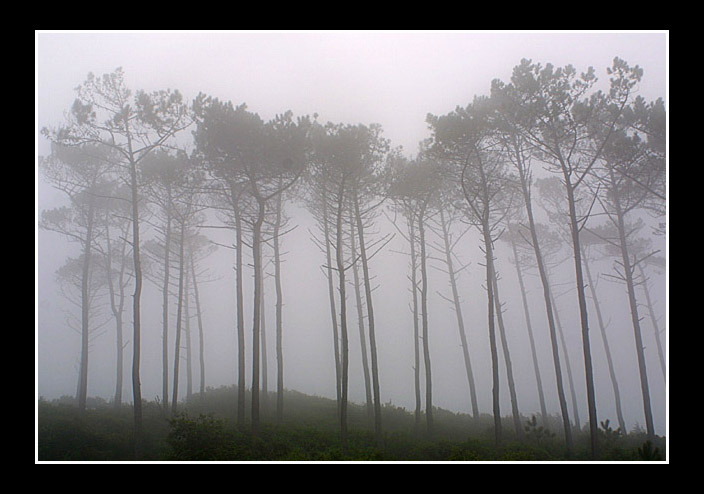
[37,387,666,462]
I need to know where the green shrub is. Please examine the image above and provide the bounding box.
[166,413,235,461]
[637,440,663,461]
[36,392,665,462]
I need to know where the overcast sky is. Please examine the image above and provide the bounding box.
[36,31,667,433]
[36,30,667,156]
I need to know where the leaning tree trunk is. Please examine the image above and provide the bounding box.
[637,263,666,381]
[185,267,193,401]
[514,156,573,454]
[547,283,581,433]
[77,194,96,413]
[583,245,627,433]
[105,217,128,409]
[260,253,268,415]
[128,155,144,459]
[508,234,548,427]
[273,192,285,422]
[353,193,383,446]
[438,208,479,418]
[491,269,524,440]
[234,200,246,427]
[171,220,186,414]
[334,181,349,454]
[418,203,433,437]
[251,197,266,435]
[322,188,342,414]
[609,167,655,439]
[114,309,124,408]
[407,210,422,434]
[349,213,374,426]
[161,188,172,413]
[564,175,599,458]
[470,153,502,446]
[482,219,503,446]
[190,252,206,399]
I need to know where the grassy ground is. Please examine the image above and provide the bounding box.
[36,386,665,462]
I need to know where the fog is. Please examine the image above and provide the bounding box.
[36,30,667,439]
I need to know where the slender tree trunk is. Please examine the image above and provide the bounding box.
[335,182,349,454]
[251,198,266,434]
[417,203,433,436]
[408,211,422,434]
[469,151,502,446]
[482,221,502,446]
[128,155,144,459]
[77,196,95,413]
[514,156,573,454]
[322,189,342,414]
[491,269,524,439]
[548,283,581,432]
[637,263,666,381]
[438,208,479,419]
[234,201,246,427]
[582,246,627,432]
[171,220,186,414]
[273,193,285,422]
[114,310,124,407]
[185,267,193,401]
[190,252,206,398]
[609,168,655,439]
[260,254,268,415]
[353,193,383,446]
[349,213,374,426]
[161,189,172,413]
[105,218,127,409]
[563,174,599,458]
[509,234,548,427]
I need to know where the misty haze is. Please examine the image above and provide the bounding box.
[36,30,667,463]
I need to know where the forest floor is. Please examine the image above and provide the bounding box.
[37,386,666,462]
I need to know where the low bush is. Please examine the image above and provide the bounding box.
[36,390,666,462]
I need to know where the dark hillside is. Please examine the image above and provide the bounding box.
[37,387,665,461]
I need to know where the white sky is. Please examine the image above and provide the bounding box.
[36,30,667,156]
